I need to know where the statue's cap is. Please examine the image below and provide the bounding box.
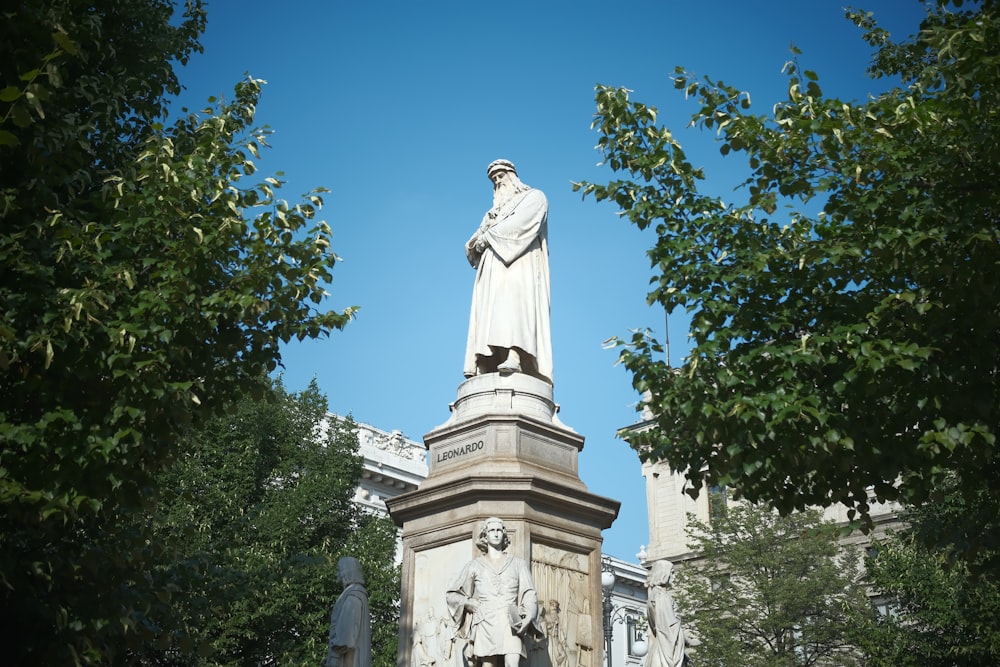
[487,159,517,179]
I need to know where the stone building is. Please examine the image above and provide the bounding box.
[348,420,428,515]
[601,556,649,667]
[633,415,903,565]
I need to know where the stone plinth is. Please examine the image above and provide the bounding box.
[386,374,620,667]
[435,373,570,431]
[424,374,584,489]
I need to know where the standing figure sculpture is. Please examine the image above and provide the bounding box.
[446,517,539,667]
[644,561,688,667]
[325,557,372,667]
[464,159,553,385]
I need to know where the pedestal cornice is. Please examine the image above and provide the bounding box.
[385,472,621,534]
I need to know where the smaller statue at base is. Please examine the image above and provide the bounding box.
[325,556,372,667]
[645,560,690,667]
[446,517,540,667]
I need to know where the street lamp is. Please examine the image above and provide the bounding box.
[601,556,647,667]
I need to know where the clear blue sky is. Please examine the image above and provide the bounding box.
[172,0,927,561]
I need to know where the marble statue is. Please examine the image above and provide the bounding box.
[325,557,372,667]
[446,517,540,667]
[644,561,688,667]
[464,159,553,385]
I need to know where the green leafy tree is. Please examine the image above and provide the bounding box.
[674,503,872,667]
[1,2,354,662]
[139,377,400,667]
[858,479,1000,666]
[575,1,999,550]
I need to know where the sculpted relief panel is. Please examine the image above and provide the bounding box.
[529,544,594,667]
[411,541,473,667]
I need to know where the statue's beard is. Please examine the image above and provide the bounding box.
[493,177,518,210]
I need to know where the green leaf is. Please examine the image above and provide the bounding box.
[0,85,21,102]
[52,31,80,56]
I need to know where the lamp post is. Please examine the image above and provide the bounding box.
[601,556,647,667]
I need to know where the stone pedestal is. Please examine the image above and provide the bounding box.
[386,374,620,667]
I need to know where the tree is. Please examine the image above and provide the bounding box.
[1,2,355,662]
[138,377,400,667]
[857,478,1000,666]
[574,1,1000,547]
[674,503,872,667]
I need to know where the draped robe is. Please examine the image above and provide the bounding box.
[646,584,686,667]
[325,583,372,667]
[464,188,552,384]
[446,554,539,660]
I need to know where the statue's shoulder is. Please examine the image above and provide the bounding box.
[507,188,546,217]
[510,555,532,571]
[344,583,368,599]
[523,188,546,203]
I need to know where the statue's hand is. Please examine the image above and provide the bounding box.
[464,598,480,613]
[466,246,481,267]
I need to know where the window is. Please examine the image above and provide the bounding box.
[626,613,646,657]
[710,573,732,594]
[709,484,728,523]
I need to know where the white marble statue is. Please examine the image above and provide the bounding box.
[446,517,540,667]
[325,557,372,667]
[464,159,553,385]
[645,561,688,667]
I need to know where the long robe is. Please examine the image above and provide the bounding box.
[464,188,553,384]
[645,585,686,667]
[446,554,539,660]
[326,583,372,667]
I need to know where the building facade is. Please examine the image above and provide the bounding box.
[349,420,428,515]
[626,403,903,566]
[602,556,650,667]
[639,451,904,565]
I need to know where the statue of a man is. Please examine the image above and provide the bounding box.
[464,159,552,385]
[446,517,539,667]
[325,557,372,667]
[645,561,688,667]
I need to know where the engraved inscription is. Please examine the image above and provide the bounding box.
[435,440,484,463]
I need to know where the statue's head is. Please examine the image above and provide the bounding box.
[476,516,511,552]
[338,556,365,586]
[486,159,529,208]
[647,559,674,587]
[487,159,517,181]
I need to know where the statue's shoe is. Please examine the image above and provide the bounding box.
[497,359,521,374]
